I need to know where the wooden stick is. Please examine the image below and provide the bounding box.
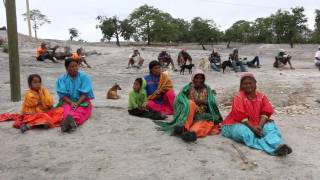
[232,144,249,164]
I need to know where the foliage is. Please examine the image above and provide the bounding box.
[22,9,51,39]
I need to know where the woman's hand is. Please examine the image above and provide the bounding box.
[243,121,263,138]
[250,125,263,138]
[71,102,79,111]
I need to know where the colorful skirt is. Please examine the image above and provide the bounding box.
[147,90,175,115]
[61,100,93,126]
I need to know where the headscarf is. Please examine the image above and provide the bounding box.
[240,73,257,91]
[191,69,205,82]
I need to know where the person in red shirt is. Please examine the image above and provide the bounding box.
[221,73,292,156]
[36,43,57,63]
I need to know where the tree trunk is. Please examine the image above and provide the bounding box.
[201,42,206,50]
[290,42,293,48]
[5,0,21,101]
[147,22,151,45]
[115,32,120,46]
[227,41,230,48]
[34,28,37,39]
[33,22,37,39]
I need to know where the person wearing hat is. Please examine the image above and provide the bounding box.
[229,48,247,72]
[314,46,320,70]
[273,49,294,69]
[177,49,192,66]
[144,61,176,115]
[156,69,222,142]
[158,50,177,71]
[221,73,292,156]
[127,49,144,69]
[35,42,57,63]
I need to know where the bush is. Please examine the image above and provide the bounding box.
[0,38,4,46]
[1,43,8,53]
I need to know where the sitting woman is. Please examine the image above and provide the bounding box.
[144,61,176,115]
[156,69,223,142]
[19,74,64,133]
[56,59,94,132]
[221,73,292,156]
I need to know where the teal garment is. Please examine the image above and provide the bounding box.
[128,79,147,110]
[156,83,222,133]
[222,122,283,155]
[56,71,94,101]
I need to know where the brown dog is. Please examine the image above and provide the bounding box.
[107,83,122,99]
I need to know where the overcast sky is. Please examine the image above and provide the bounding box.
[0,0,318,42]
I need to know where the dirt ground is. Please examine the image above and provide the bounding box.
[0,31,320,179]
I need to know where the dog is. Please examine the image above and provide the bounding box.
[221,60,233,73]
[107,83,122,99]
[198,58,210,72]
[180,63,195,75]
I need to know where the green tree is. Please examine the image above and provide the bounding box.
[22,9,51,39]
[271,7,307,47]
[288,7,308,47]
[250,17,273,43]
[172,18,191,42]
[96,16,134,46]
[189,17,222,48]
[129,4,162,45]
[69,28,79,41]
[224,20,252,47]
[312,9,320,43]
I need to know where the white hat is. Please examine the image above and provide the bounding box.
[279,49,285,53]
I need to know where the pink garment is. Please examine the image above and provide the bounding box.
[147,89,176,115]
[62,100,93,126]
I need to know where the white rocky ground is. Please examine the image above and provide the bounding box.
[0,31,320,179]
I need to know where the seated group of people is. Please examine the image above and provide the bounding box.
[36,43,91,68]
[126,49,193,71]
[209,48,260,72]
[1,59,94,133]
[127,60,292,156]
[1,46,295,157]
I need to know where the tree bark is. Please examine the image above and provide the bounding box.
[5,0,21,101]
[115,32,120,46]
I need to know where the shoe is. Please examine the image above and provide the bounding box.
[60,115,77,133]
[173,126,183,135]
[181,131,197,142]
[274,144,292,156]
[66,115,77,131]
[60,118,70,133]
[20,124,30,133]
